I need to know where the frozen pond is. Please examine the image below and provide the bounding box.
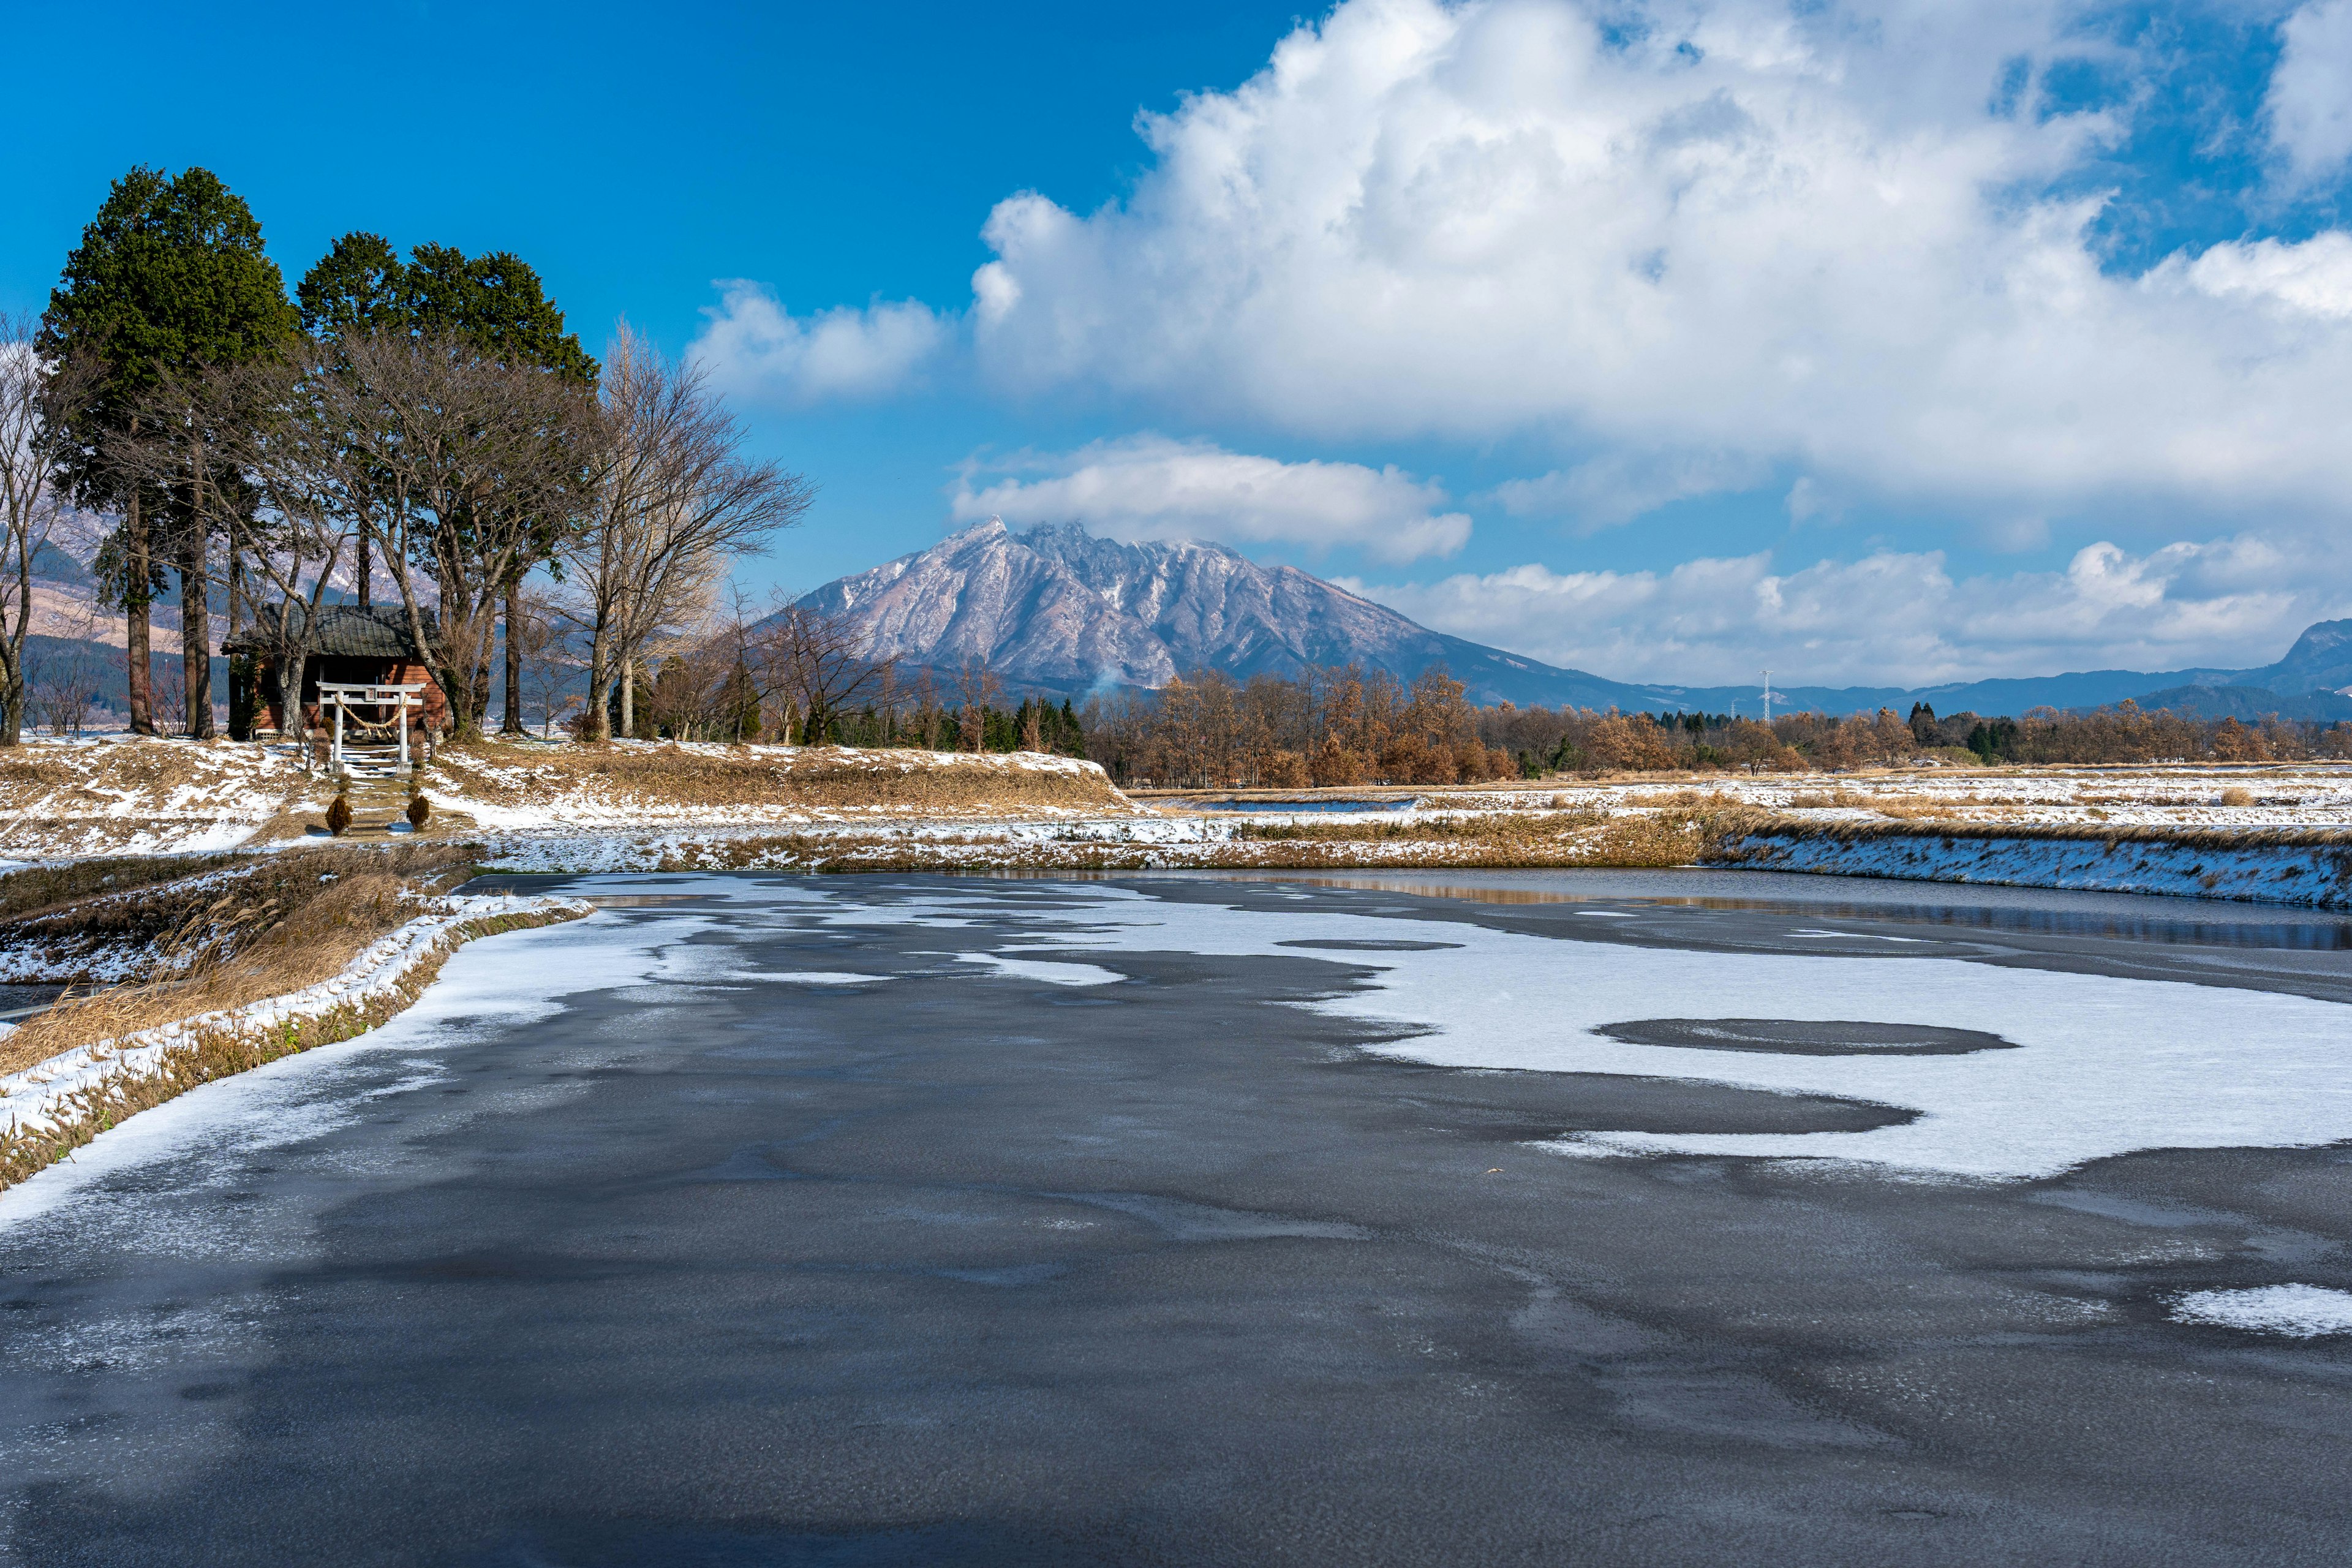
[4,870,2351,1564]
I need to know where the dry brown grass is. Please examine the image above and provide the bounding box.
[436,740,1131,813]
[0,854,240,923]
[0,842,478,1074]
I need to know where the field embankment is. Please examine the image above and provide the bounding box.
[470,802,1762,875]
[1705,821,2352,907]
[0,843,586,1194]
[434,739,1136,826]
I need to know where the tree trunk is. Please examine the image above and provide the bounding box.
[502,577,524,734]
[2,524,26,745]
[620,654,634,739]
[356,532,370,611]
[584,620,612,742]
[0,652,20,747]
[125,492,154,735]
[182,533,213,740]
[225,546,248,741]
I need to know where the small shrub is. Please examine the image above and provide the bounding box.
[406,789,431,830]
[325,791,353,837]
[2218,786,2253,807]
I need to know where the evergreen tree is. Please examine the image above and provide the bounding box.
[41,166,298,736]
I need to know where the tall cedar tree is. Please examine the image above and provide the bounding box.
[41,167,298,736]
[298,238,594,731]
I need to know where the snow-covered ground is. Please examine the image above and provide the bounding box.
[0,738,316,857]
[1521,764,2352,831]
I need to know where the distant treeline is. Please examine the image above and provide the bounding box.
[511,635,2352,782]
[1068,667,2352,786]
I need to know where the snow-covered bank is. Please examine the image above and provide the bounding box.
[1711,824,2352,907]
[0,892,588,1188]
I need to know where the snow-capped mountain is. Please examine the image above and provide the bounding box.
[793,519,2352,718]
[793,519,1630,704]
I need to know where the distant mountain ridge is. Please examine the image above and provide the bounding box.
[799,520,2351,720]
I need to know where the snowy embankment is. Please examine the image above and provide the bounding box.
[0,892,587,1144]
[0,738,315,858]
[1712,823,2352,907]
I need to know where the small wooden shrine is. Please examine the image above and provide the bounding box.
[224,606,448,762]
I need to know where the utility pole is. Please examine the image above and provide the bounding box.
[1761,670,1773,725]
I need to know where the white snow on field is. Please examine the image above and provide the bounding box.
[773,880,2352,1181]
[2171,1285,2352,1336]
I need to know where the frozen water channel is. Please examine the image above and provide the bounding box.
[4,870,2352,1565]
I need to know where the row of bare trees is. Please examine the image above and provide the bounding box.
[1079,665,1517,788]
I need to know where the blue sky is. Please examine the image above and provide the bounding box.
[12,1,2352,686]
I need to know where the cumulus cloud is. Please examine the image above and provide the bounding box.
[690,281,948,405]
[947,435,1471,561]
[1347,534,2326,687]
[2269,0,2352,184]
[966,0,2352,524]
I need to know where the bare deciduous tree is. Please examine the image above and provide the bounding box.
[567,327,810,742]
[0,318,92,744]
[26,639,105,738]
[753,602,893,748]
[330,328,599,737]
[510,586,579,737]
[954,657,1000,752]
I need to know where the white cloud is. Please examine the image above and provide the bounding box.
[2268,0,2352,184]
[1490,451,1768,531]
[690,282,948,405]
[1346,534,2326,687]
[966,0,2352,524]
[2177,230,2352,319]
[948,435,1471,561]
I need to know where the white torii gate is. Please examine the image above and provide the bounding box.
[317,680,428,768]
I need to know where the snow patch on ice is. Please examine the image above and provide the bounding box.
[956,953,1125,987]
[732,971,895,985]
[2171,1284,2352,1336]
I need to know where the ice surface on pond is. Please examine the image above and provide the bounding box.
[2172,1286,2352,1336]
[796,880,2352,1182]
[16,871,2352,1206]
